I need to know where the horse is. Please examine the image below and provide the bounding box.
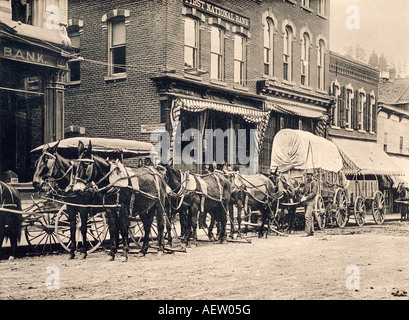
[163,164,231,246]
[229,172,280,238]
[0,181,23,259]
[32,141,92,259]
[73,141,169,260]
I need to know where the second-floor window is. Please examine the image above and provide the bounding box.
[283,26,293,81]
[301,33,310,86]
[331,81,341,126]
[318,0,327,15]
[301,0,310,7]
[358,91,366,131]
[263,19,274,77]
[346,88,354,129]
[234,34,246,86]
[184,17,198,69]
[108,17,126,75]
[211,26,224,81]
[317,39,325,90]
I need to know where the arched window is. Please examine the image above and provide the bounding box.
[184,17,199,69]
[234,33,246,86]
[283,26,293,81]
[264,19,274,76]
[211,25,224,81]
[317,39,325,90]
[301,33,310,86]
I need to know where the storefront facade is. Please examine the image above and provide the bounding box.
[0,0,70,181]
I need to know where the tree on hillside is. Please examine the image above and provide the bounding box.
[355,44,366,63]
[368,51,379,69]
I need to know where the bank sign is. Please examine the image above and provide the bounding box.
[184,0,250,28]
[0,41,66,69]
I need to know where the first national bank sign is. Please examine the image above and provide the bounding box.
[184,0,250,28]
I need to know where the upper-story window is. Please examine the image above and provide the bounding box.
[357,89,366,131]
[12,0,31,23]
[301,0,310,8]
[345,85,354,129]
[184,17,199,70]
[210,26,224,81]
[108,17,126,75]
[263,19,274,77]
[317,39,325,90]
[12,0,68,28]
[301,33,310,86]
[283,26,293,81]
[369,91,376,133]
[318,0,327,15]
[234,33,247,86]
[331,80,341,126]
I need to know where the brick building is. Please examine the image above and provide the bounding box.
[0,0,71,182]
[328,52,404,213]
[65,0,333,173]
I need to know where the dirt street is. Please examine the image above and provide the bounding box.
[1,217,409,301]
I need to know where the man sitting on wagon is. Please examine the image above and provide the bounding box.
[300,170,318,237]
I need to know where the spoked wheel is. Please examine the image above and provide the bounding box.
[354,196,366,227]
[372,191,386,225]
[55,205,109,253]
[334,188,349,228]
[25,210,60,254]
[128,216,158,247]
[313,195,326,230]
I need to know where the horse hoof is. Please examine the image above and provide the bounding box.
[106,254,115,261]
[119,255,128,262]
[69,254,75,260]
[8,256,15,261]
[79,253,87,260]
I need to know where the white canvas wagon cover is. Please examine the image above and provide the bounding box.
[270,129,343,173]
[31,137,153,158]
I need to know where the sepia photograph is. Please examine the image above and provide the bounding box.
[0,0,409,308]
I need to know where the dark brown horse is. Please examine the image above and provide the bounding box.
[229,173,280,238]
[397,183,409,221]
[73,141,168,260]
[163,164,231,246]
[0,181,23,259]
[32,142,92,259]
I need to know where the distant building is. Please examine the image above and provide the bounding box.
[0,0,71,181]
[328,53,404,213]
[378,71,409,210]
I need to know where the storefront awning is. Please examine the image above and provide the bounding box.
[389,155,409,187]
[332,138,404,176]
[171,97,271,152]
[266,102,328,120]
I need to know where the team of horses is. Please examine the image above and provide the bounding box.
[1,140,326,260]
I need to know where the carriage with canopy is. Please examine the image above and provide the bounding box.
[19,137,154,254]
[270,129,354,230]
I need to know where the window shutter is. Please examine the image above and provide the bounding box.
[340,86,346,128]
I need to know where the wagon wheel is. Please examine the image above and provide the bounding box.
[128,216,144,248]
[354,196,366,227]
[55,205,109,253]
[372,191,386,225]
[128,216,159,247]
[25,209,60,254]
[313,195,326,230]
[333,188,349,228]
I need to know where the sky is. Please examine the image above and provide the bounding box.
[330,0,409,75]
